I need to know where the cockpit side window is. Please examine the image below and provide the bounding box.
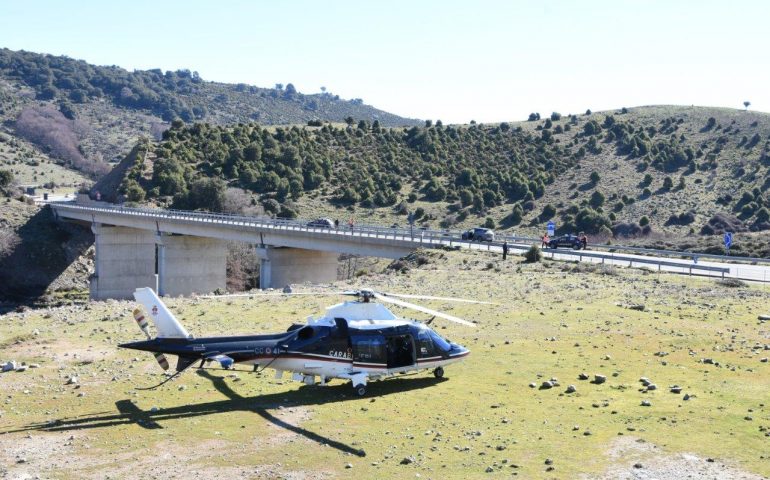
[297,326,315,340]
[417,330,434,356]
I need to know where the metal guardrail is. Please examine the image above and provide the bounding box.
[500,234,770,265]
[507,243,730,277]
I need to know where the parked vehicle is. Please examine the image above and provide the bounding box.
[307,218,334,228]
[461,227,495,242]
[547,234,583,249]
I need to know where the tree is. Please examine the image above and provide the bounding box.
[509,204,523,225]
[550,112,562,121]
[662,176,674,191]
[182,177,227,212]
[639,216,650,227]
[744,101,751,110]
[589,171,601,184]
[524,245,542,263]
[484,217,496,229]
[344,116,355,126]
[589,190,605,208]
[0,169,13,191]
[540,204,556,220]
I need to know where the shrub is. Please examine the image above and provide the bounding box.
[589,191,605,208]
[484,217,496,229]
[524,244,542,263]
[662,177,673,191]
[639,216,650,227]
[550,112,562,121]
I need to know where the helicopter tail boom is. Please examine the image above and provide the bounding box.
[133,287,192,339]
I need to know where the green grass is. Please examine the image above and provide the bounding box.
[1,250,769,478]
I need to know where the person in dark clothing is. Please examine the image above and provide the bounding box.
[580,234,588,250]
[334,219,339,228]
[502,240,509,260]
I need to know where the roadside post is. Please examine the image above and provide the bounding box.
[408,212,414,238]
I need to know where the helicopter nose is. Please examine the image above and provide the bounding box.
[451,343,470,357]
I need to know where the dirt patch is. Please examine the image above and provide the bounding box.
[587,436,765,480]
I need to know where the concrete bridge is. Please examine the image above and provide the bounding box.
[50,202,464,299]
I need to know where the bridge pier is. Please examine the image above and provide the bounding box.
[257,247,338,289]
[90,225,157,300]
[157,234,227,296]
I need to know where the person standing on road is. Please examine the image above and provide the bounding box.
[334,219,340,229]
[580,233,588,250]
[502,240,509,260]
[542,233,550,248]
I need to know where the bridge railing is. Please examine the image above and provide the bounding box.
[48,202,753,278]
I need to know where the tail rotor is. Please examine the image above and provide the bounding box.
[133,308,170,371]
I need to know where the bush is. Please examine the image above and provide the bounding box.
[523,244,542,263]
[484,217,496,229]
[0,169,13,191]
[589,171,600,184]
[662,177,673,191]
[639,216,650,227]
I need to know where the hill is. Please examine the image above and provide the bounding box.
[104,105,770,254]
[0,48,420,180]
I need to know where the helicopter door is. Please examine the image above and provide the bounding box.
[351,335,387,369]
[386,334,416,369]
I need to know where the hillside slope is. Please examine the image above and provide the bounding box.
[0,48,420,180]
[103,106,770,254]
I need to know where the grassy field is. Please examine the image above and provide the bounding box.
[1,249,769,478]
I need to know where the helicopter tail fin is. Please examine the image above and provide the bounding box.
[133,287,193,339]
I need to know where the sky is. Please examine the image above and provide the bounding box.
[1,0,768,124]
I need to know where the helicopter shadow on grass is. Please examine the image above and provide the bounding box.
[3,370,447,458]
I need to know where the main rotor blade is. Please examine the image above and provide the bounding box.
[198,292,343,299]
[373,293,476,327]
[381,292,495,305]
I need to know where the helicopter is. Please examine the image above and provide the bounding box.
[120,287,485,396]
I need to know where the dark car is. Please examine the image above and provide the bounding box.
[548,234,583,249]
[307,218,334,228]
[461,227,495,242]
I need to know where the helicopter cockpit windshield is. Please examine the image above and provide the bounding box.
[429,330,452,352]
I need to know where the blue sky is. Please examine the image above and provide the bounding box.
[1,0,767,123]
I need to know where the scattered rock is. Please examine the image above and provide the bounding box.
[485,466,494,473]
[628,304,645,311]
[544,458,553,465]
[593,374,607,384]
[702,358,715,365]
[578,373,589,380]
[29,363,40,368]
[15,365,28,372]
[540,381,554,390]
[683,394,692,401]
[345,463,353,469]
[66,375,79,385]
[400,456,415,465]
[150,406,160,413]
[529,382,537,388]
[641,400,652,407]
[634,463,643,469]
[565,385,576,394]
[758,315,770,321]
[761,358,768,363]
[646,383,657,391]
[670,386,682,394]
